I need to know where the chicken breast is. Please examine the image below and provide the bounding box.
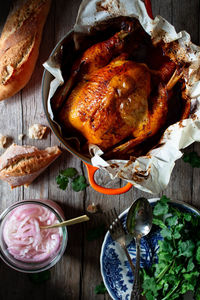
[59,54,151,150]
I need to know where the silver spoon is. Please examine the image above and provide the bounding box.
[126,197,153,300]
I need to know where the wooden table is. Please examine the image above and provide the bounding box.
[0,0,200,299]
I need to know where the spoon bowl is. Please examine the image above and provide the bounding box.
[126,197,153,300]
[126,197,153,237]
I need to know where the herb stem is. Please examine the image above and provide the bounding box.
[162,280,181,300]
[156,261,173,283]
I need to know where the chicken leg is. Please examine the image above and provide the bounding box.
[51,22,134,111]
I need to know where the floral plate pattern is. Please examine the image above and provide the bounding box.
[100,198,200,300]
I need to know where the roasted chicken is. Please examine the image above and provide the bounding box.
[54,21,189,158]
[59,54,151,150]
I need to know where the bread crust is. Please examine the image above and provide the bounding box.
[0,143,61,188]
[0,0,51,100]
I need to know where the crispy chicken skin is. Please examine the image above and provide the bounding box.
[56,21,189,156]
[51,26,133,112]
[59,54,151,150]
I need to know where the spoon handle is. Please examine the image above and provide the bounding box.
[131,236,141,300]
[40,215,89,229]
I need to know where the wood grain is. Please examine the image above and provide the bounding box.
[0,0,200,299]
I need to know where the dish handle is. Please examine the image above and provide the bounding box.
[84,162,133,195]
[144,0,154,19]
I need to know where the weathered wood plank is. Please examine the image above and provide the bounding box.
[47,0,85,299]
[0,0,200,299]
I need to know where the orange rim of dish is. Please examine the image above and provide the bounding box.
[84,163,133,195]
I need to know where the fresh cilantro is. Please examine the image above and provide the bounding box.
[153,196,169,216]
[141,195,200,300]
[56,168,88,192]
[28,270,51,284]
[152,218,167,229]
[183,213,192,222]
[94,282,107,294]
[182,151,200,168]
[173,224,184,239]
[61,167,77,178]
[186,258,195,272]
[56,173,69,190]
[72,175,88,192]
[165,215,178,227]
[178,240,195,258]
[195,285,200,300]
[160,227,172,239]
[196,246,200,263]
[142,276,158,298]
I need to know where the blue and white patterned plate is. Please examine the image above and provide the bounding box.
[100,198,200,300]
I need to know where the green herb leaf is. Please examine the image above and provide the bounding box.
[183,213,192,222]
[180,281,195,294]
[153,218,167,229]
[153,196,169,216]
[142,276,158,297]
[183,271,199,281]
[28,270,51,284]
[166,215,178,227]
[160,227,172,239]
[61,167,78,178]
[182,151,200,168]
[71,175,88,191]
[195,285,200,300]
[187,258,195,272]
[56,173,69,190]
[95,282,107,294]
[173,224,184,239]
[159,240,173,254]
[196,245,200,263]
[178,240,195,258]
[145,291,155,300]
[56,168,88,192]
[141,195,200,300]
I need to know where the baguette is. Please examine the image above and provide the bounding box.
[0,143,61,188]
[0,0,51,100]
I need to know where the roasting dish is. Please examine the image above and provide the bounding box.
[43,0,200,194]
[48,18,190,161]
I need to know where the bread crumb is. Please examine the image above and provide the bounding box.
[86,203,99,214]
[0,134,8,148]
[18,134,24,140]
[28,124,47,139]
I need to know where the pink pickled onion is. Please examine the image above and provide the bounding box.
[3,204,62,262]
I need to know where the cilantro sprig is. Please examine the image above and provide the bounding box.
[95,282,107,294]
[56,168,88,192]
[182,151,200,168]
[141,195,200,300]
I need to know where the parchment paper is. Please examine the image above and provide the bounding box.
[43,0,200,194]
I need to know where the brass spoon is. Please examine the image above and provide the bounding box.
[126,198,153,300]
[40,215,89,229]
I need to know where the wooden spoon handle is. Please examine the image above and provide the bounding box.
[40,215,89,229]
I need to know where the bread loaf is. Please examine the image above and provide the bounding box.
[0,143,61,188]
[0,0,51,100]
